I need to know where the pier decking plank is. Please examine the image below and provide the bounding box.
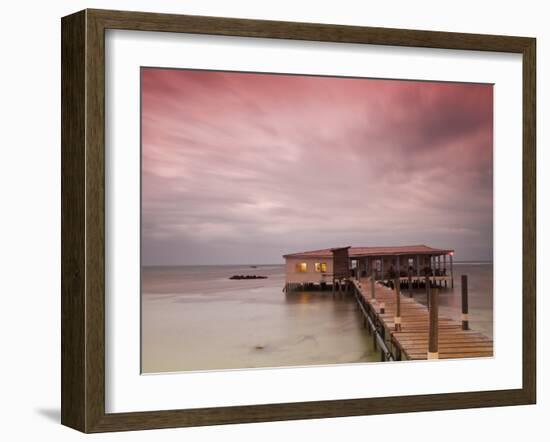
[352,278,493,361]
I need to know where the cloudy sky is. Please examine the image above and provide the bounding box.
[141,68,493,265]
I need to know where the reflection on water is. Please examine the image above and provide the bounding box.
[141,263,492,373]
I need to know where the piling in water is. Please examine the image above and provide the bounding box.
[428,287,439,359]
[425,275,431,310]
[461,274,469,330]
[394,277,401,331]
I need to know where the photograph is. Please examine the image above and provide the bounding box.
[140,68,494,373]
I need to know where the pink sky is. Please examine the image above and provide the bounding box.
[141,68,493,265]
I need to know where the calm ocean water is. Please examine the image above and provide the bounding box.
[141,263,493,373]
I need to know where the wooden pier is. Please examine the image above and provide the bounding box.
[351,277,493,361]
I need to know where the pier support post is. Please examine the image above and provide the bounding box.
[428,287,439,359]
[450,254,454,288]
[443,255,447,288]
[394,277,401,332]
[370,268,377,302]
[461,274,469,330]
[396,255,400,279]
[408,270,413,298]
[425,275,431,310]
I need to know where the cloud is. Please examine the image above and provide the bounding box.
[141,68,493,265]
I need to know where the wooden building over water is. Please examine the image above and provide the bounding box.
[283,245,454,291]
[283,245,493,361]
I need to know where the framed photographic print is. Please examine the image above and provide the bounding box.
[61,9,536,433]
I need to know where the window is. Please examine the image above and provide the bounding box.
[295,262,307,272]
[315,262,327,272]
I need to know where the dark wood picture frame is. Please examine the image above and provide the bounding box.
[61,8,536,433]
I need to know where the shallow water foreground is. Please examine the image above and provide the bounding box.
[141,265,377,373]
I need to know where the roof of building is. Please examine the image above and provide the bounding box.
[283,245,454,259]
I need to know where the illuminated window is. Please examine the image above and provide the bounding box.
[315,262,327,272]
[295,262,307,272]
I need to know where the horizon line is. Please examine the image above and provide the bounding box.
[142,259,494,268]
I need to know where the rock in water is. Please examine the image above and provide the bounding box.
[229,275,268,280]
